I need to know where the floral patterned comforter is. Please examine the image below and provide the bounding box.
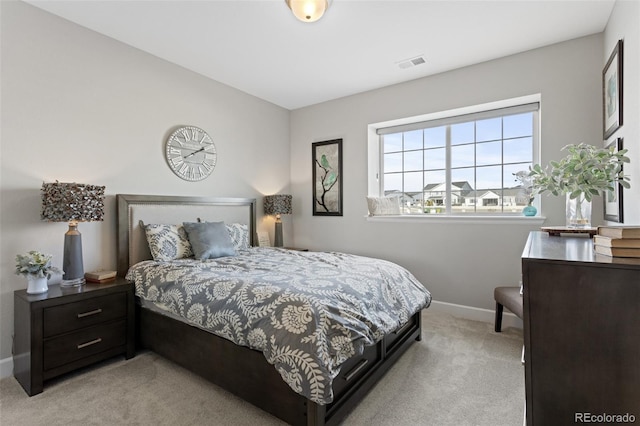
[126,247,431,404]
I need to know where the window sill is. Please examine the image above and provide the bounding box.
[365,214,546,225]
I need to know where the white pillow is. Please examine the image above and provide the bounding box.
[226,223,250,250]
[366,196,401,216]
[142,222,193,261]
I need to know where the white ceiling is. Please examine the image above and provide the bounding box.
[25,0,615,110]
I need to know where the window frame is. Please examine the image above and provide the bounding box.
[367,95,544,221]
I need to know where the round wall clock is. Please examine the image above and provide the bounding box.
[165,126,217,181]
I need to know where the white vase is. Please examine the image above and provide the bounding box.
[26,276,48,294]
[566,193,592,228]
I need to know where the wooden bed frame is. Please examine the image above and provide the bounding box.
[116,194,423,426]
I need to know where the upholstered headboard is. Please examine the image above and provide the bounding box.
[116,194,256,277]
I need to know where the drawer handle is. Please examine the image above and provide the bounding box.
[77,338,102,349]
[393,321,413,336]
[344,359,369,382]
[77,308,102,318]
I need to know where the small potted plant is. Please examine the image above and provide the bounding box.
[513,171,536,216]
[528,143,630,227]
[15,251,61,294]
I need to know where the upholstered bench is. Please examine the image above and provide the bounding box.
[494,286,523,332]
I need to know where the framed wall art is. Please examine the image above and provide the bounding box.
[312,139,343,216]
[603,39,623,140]
[604,137,624,223]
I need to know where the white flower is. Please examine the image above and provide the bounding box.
[331,336,355,363]
[213,281,234,299]
[15,251,61,278]
[247,328,268,350]
[281,304,312,334]
[186,304,205,325]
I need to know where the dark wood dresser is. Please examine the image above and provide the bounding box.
[13,278,135,396]
[521,232,640,425]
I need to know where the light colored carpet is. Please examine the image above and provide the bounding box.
[0,310,524,425]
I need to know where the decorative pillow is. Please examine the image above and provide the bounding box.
[226,223,250,250]
[142,222,193,261]
[366,196,401,216]
[182,221,236,260]
[197,218,250,251]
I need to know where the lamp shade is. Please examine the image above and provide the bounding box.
[264,194,292,216]
[41,182,105,222]
[41,182,105,287]
[285,0,331,23]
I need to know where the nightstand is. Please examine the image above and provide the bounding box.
[13,277,135,396]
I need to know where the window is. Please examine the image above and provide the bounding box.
[374,100,539,215]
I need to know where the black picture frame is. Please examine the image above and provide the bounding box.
[604,137,624,223]
[603,39,623,140]
[312,139,343,216]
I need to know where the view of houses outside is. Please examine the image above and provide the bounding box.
[382,112,534,215]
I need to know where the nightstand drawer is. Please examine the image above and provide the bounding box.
[43,293,126,337]
[43,320,127,371]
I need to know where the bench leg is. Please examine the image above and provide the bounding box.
[494,302,504,332]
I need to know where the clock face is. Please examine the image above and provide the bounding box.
[165,126,217,181]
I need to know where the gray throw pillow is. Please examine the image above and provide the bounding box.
[182,221,236,260]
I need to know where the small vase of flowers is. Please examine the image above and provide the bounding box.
[15,251,61,294]
[528,143,630,228]
[514,171,536,216]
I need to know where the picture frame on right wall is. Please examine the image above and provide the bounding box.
[604,137,624,223]
[312,138,343,216]
[603,39,623,139]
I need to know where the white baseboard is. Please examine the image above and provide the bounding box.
[428,299,523,330]
[0,356,13,379]
[0,300,521,380]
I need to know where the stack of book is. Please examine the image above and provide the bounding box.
[594,226,640,258]
[84,270,117,283]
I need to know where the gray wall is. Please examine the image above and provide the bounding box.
[2,0,638,368]
[0,1,290,362]
[605,0,640,223]
[289,34,605,311]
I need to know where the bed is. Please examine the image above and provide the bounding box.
[116,194,431,425]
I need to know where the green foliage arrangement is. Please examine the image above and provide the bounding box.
[529,143,630,202]
[15,251,61,279]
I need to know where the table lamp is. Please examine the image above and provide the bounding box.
[41,182,105,287]
[264,194,292,247]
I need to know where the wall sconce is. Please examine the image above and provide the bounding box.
[285,0,331,23]
[41,182,105,287]
[264,194,292,247]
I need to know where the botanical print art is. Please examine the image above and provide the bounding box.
[313,139,343,216]
[603,40,623,139]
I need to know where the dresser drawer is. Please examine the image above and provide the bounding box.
[43,320,126,371]
[43,293,126,337]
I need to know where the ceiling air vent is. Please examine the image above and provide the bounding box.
[397,55,427,70]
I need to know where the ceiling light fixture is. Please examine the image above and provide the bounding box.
[285,0,332,23]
